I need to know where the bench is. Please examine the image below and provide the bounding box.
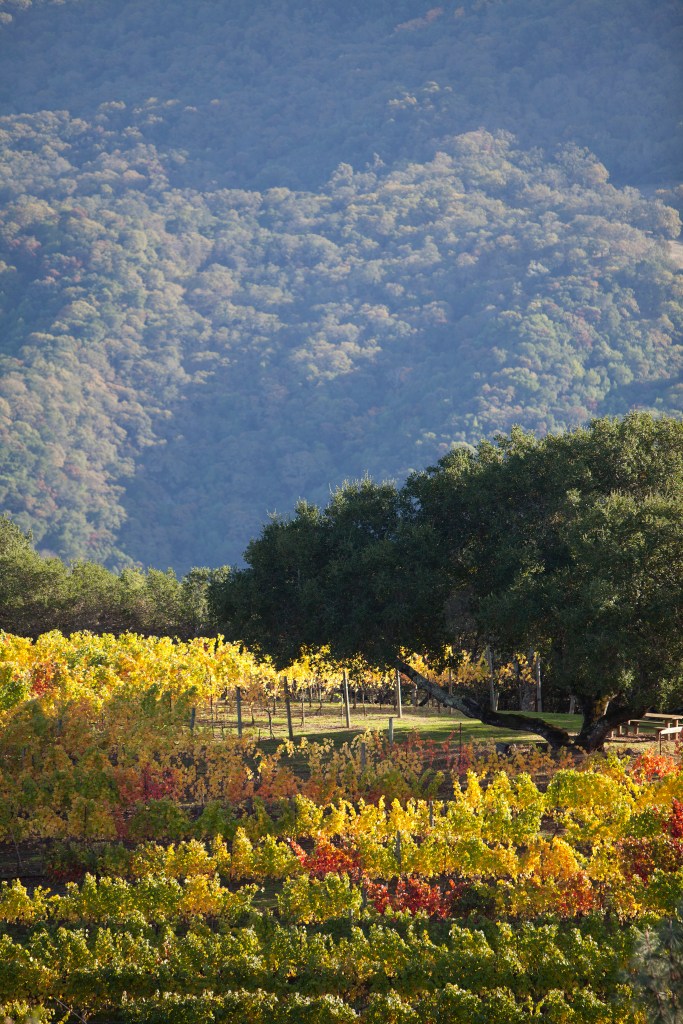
[620,719,660,736]
[610,712,683,742]
[611,716,683,748]
[642,712,683,727]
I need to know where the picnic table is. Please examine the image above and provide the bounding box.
[612,711,683,745]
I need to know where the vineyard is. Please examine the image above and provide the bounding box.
[0,632,682,1022]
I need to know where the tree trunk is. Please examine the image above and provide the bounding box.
[394,658,650,752]
[484,645,498,711]
[394,656,572,749]
[574,695,649,751]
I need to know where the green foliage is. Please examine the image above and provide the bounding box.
[215,414,683,747]
[0,1003,53,1024]
[630,902,683,1023]
[410,414,683,724]
[126,799,192,842]
[193,801,239,842]
[0,912,645,1021]
[0,517,222,636]
[277,873,363,923]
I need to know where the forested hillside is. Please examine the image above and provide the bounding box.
[0,0,681,571]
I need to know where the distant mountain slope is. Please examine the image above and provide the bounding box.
[0,0,681,570]
[0,0,681,190]
[1,113,680,570]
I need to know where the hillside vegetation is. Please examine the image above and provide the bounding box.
[0,0,681,570]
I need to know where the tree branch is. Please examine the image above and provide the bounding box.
[394,656,573,749]
[575,702,650,751]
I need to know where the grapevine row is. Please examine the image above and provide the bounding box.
[0,916,639,1021]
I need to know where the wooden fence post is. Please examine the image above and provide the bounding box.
[236,686,243,739]
[395,667,403,719]
[342,669,352,729]
[283,677,294,741]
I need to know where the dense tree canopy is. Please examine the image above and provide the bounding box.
[212,414,683,750]
[0,515,219,638]
[0,0,681,569]
[1,0,681,190]
[0,119,680,570]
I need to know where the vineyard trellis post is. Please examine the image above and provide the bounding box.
[236,686,243,739]
[342,668,352,729]
[283,677,295,740]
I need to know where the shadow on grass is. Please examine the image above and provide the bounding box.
[250,709,583,753]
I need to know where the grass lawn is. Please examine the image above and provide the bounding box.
[203,701,677,755]
[207,701,584,751]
